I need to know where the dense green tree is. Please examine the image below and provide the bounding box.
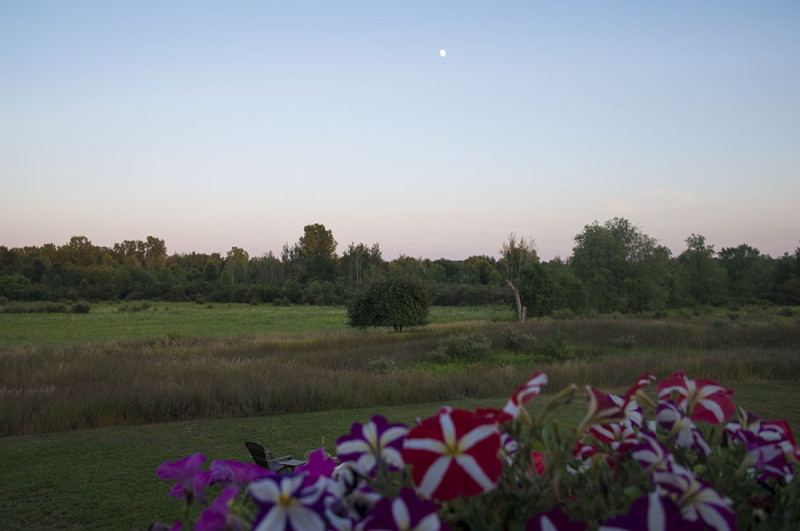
[284,223,339,283]
[674,234,727,306]
[570,218,666,313]
[718,244,767,302]
[144,236,167,271]
[340,242,383,287]
[347,271,429,332]
[225,247,249,284]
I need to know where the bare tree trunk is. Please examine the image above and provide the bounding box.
[507,279,526,322]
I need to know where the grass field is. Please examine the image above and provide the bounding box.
[0,302,510,347]
[1,304,798,528]
[1,381,798,530]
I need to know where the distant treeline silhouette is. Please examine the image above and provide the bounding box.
[1,219,798,313]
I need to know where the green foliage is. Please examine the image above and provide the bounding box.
[366,356,396,374]
[501,325,536,351]
[347,272,430,331]
[539,330,574,360]
[435,332,491,362]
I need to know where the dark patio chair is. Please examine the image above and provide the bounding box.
[244,441,293,472]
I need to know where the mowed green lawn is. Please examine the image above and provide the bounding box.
[0,303,510,347]
[2,382,797,530]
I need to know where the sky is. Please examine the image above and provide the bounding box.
[1,1,798,261]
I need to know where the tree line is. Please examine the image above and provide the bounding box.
[1,219,798,314]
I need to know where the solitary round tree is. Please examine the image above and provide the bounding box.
[347,271,429,332]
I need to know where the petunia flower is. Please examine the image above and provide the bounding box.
[207,459,275,489]
[526,508,587,531]
[608,392,644,429]
[598,492,697,531]
[653,470,736,531]
[588,422,638,456]
[249,473,326,531]
[576,386,625,435]
[296,448,338,485]
[656,401,711,455]
[631,432,677,473]
[195,486,243,531]
[402,406,502,501]
[607,373,656,428]
[359,487,442,530]
[156,453,209,503]
[503,372,548,419]
[657,371,735,425]
[337,415,409,476]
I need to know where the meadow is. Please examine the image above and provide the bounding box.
[0,303,799,528]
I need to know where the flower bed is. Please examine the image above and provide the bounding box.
[153,371,799,530]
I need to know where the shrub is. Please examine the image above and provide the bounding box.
[502,326,536,351]
[69,301,92,314]
[435,332,491,363]
[539,330,574,360]
[610,334,636,350]
[118,302,152,312]
[366,356,396,374]
[551,307,575,320]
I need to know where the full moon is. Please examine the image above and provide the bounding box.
[439,49,446,58]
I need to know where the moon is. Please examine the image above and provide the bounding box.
[439,49,446,58]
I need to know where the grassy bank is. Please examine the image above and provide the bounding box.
[1,381,798,530]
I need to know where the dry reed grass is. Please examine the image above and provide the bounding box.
[2,319,798,436]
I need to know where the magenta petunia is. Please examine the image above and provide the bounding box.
[402,406,502,501]
[195,486,240,531]
[156,452,208,503]
[207,459,275,489]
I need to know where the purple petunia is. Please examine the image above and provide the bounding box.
[207,459,275,489]
[195,486,242,531]
[156,453,209,503]
[526,508,587,531]
[653,470,736,531]
[249,473,327,531]
[360,487,442,530]
[599,492,698,531]
[336,415,409,475]
[656,401,710,455]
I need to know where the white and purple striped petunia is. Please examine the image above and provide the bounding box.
[360,487,442,530]
[249,473,327,531]
[656,401,711,456]
[653,470,736,531]
[336,415,409,476]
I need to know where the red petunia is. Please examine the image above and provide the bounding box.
[658,371,735,425]
[402,406,502,501]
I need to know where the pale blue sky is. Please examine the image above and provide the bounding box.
[1,1,798,260]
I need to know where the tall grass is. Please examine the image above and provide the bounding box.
[2,318,799,436]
